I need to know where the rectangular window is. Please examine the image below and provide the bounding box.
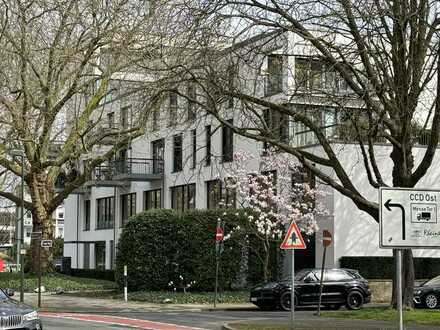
[107,112,114,128]
[206,179,237,209]
[205,125,211,166]
[144,189,162,210]
[191,129,197,169]
[168,92,178,126]
[110,240,114,270]
[121,106,129,129]
[96,197,114,230]
[171,184,196,211]
[152,110,159,131]
[121,193,136,227]
[84,200,90,231]
[95,241,106,270]
[187,82,197,121]
[207,179,237,209]
[152,138,164,174]
[222,119,234,162]
[227,65,236,108]
[173,134,183,172]
[84,243,90,269]
[263,109,289,149]
[266,54,284,95]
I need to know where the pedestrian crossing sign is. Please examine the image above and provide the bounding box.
[280,221,306,249]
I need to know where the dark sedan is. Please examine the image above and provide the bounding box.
[414,275,440,309]
[0,289,42,329]
[250,268,371,311]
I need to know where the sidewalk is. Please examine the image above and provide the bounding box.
[21,292,254,313]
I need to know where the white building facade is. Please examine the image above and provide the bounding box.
[63,31,440,273]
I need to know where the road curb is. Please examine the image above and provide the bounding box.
[221,323,234,330]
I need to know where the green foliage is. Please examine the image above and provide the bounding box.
[339,256,440,279]
[52,238,64,258]
[0,273,116,292]
[115,209,249,291]
[70,269,115,282]
[116,290,248,304]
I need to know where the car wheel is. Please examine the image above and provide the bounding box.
[346,291,364,310]
[424,294,439,309]
[279,291,297,311]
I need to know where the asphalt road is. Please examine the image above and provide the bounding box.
[41,317,131,329]
[40,308,440,330]
[40,309,293,330]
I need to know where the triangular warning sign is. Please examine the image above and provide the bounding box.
[280,222,306,249]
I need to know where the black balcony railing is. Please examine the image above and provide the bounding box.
[293,124,432,147]
[91,158,164,182]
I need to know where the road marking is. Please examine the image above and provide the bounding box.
[40,312,206,330]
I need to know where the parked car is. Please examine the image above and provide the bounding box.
[414,275,440,309]
[250,268,371,311]
[0,288,42,329]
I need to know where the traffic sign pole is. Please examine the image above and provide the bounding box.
[290,249,294,330]
[397,250,403,330]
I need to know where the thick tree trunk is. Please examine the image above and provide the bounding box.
[390,144,415,309]
[28,174,55,274]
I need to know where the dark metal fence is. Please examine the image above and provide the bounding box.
[92,158,164,181]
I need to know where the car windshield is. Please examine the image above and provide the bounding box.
[294,269,311,281]
[423,275,440,286]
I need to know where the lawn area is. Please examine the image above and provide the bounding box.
[0,272,117,292]
[322,306,440,326]
[67,290,249,304]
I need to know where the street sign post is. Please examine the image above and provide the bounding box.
[214,219,225,308]
[280,222,306,330]
[41,240,52,248]
[316,230,332,316]
[380,187,440,248]
[379,187,440,330]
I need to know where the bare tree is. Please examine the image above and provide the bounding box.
[0,0,181,272]
[168,0,440,307]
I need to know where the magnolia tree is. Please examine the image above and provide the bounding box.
[221,149,324,281]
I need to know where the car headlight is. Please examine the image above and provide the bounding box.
[23,311,39,322]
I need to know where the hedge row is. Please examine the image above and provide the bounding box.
[339,256,440,279]
[115,209,250,291]
[70,268,116,282]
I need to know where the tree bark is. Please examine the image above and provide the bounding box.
[391,249,415,308]
[28,174,55,274]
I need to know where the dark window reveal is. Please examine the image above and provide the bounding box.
[171,184,196,211]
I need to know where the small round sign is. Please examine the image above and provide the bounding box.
[323,230,332,247]
[215,227,224,241]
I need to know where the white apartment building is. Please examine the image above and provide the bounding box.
[63,30,440,273]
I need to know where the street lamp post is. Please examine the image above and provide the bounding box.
[10,150,25,303]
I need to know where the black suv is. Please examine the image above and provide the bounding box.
[250,268,371,311]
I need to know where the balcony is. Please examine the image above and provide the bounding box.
[85,158,163,187]
[86,122,122,145]
[292,124,431,148]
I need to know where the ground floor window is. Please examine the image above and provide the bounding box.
[95,241,106,270]
[121,193,136,227]
[83,242,90,269]
[206,179,237,209]
[97,197,114,230]
[171,184,196,211]
[144,189,162,210]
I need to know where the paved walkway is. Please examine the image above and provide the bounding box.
[22,292,250,312]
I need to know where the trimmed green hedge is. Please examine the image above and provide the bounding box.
[339,256,440,279]
[115,209,249,291]
[70,268,115,282]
